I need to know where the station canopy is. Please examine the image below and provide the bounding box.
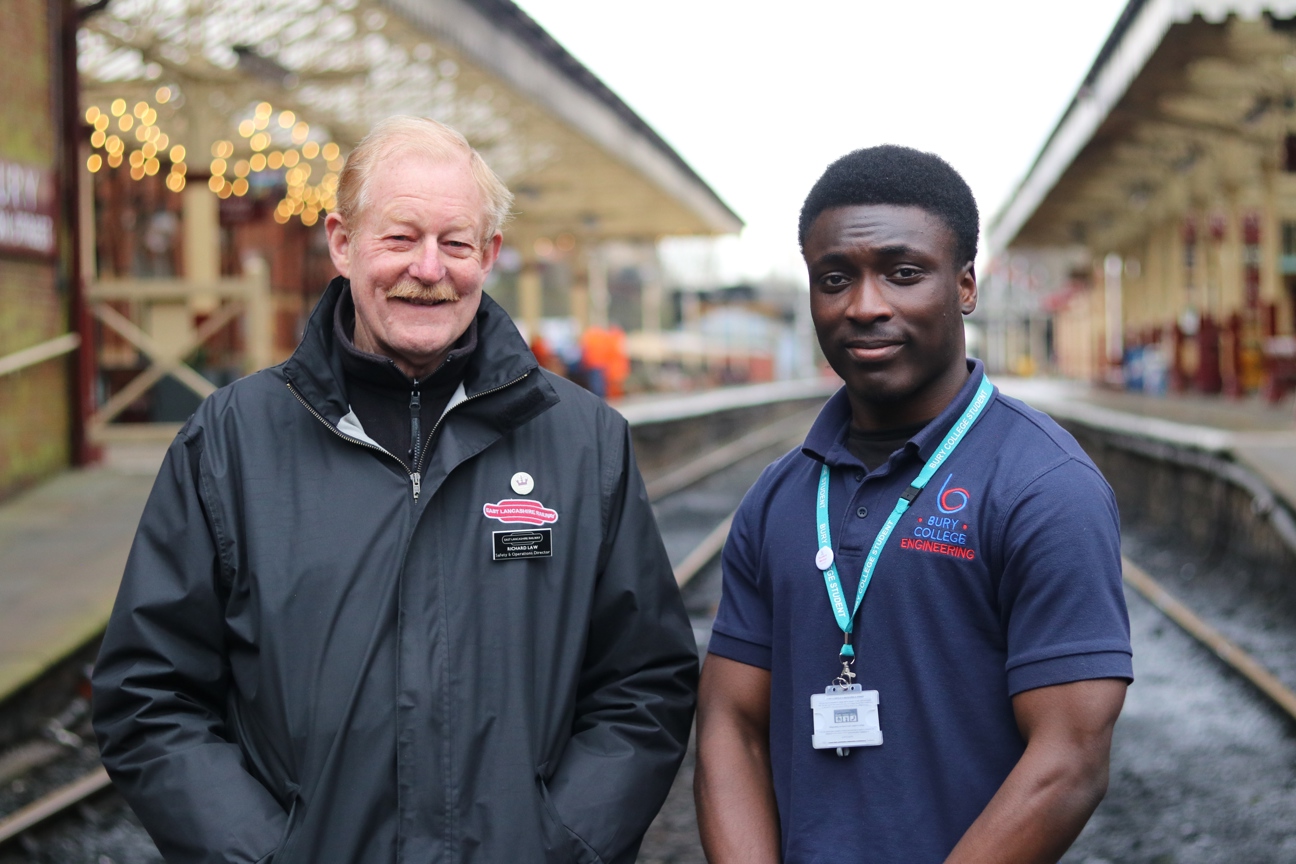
[77,0,741,242]
[989,0,1296,256]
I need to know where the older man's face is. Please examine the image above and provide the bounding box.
[326,151,501,379]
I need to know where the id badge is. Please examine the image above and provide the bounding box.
[810,684,882,750]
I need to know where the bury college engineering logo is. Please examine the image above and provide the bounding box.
[937,473,970,514]
[899,473,977,562]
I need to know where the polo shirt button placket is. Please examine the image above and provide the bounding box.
[853,471,864,483]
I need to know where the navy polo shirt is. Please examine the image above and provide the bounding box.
[710,360,1132,863]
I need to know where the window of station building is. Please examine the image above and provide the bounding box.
[1281,222,1296,277]
[1283,222,1296,257]
[1286,134,1296,172]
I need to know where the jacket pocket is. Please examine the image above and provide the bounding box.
[535,775,604,864]
[254,788,300,864]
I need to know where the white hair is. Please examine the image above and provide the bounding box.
[335,115,513,239]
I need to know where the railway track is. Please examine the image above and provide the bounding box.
[0,768,110,847]
[649,407,818,586]
[3,407,1295,861]
[1120,557,1296,723]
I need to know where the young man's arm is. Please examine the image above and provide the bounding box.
[695,655,781,864]
[944,677,1127,864]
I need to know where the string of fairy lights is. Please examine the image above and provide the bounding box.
[85,87,187,192]
[209,100,345,226]
[85,88,345,227]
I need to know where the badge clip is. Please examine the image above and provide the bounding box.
[835,633,857,688]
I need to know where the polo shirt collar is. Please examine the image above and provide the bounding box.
[801,358,990,470]
[802,387,855,467]
[911,358,989,462]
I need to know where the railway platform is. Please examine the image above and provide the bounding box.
[998,378,1296,512]
[0,444,161,706]
[0,375,1291,713]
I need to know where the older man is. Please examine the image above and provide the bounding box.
[93,116,697,864]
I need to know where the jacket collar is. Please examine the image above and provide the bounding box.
[285,277,549,428]
[803,358,989,470]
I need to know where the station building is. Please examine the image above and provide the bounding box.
[985,0,1296,399]
[0,0,740,499]
[0,1,82,500]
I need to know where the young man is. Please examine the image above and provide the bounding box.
[93,117,697,864]
[696,146,1131,864]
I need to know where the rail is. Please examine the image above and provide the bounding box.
[646,408,817,586]
[0,333,80,380]
[0,767,110,846]
[1123,557,1296,723]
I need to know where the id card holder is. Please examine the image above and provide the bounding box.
[810,684,882,750]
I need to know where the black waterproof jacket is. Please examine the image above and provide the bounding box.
[92,279,698,864]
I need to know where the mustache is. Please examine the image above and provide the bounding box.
[385,278,460,303]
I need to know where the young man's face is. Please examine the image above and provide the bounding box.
[804,204,976,430]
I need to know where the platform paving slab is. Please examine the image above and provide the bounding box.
[0,446,161,704]
[1231,442,1296,513]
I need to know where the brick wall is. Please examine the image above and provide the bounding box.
[0,0,70,500]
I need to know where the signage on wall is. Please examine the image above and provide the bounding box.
[0,159,57,260]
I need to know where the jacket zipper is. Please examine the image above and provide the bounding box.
[409,388,422,496]
[404,370,526,497]
[288,370,531,503]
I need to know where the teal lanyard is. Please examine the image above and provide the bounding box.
[816,376,995,660]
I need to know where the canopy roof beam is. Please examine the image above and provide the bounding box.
[78,0,740,242]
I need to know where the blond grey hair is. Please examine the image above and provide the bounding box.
[335,115,513,240]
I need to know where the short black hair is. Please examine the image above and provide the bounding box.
[798,145,979,266]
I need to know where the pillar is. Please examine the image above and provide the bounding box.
[587,245,608,329]
[180,79,221,317]
[1220,200,1242,314]
[641,246,662,335]
[1104,253,1123,372]
[182,183,219,282]
[142,183,211,363]
[569,272,590,332]
[518,262,542,343]
[243,256,272,372]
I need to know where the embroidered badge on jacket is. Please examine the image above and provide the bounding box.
[483,499,558,526]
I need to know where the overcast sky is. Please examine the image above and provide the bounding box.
[512,1,1130,284]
